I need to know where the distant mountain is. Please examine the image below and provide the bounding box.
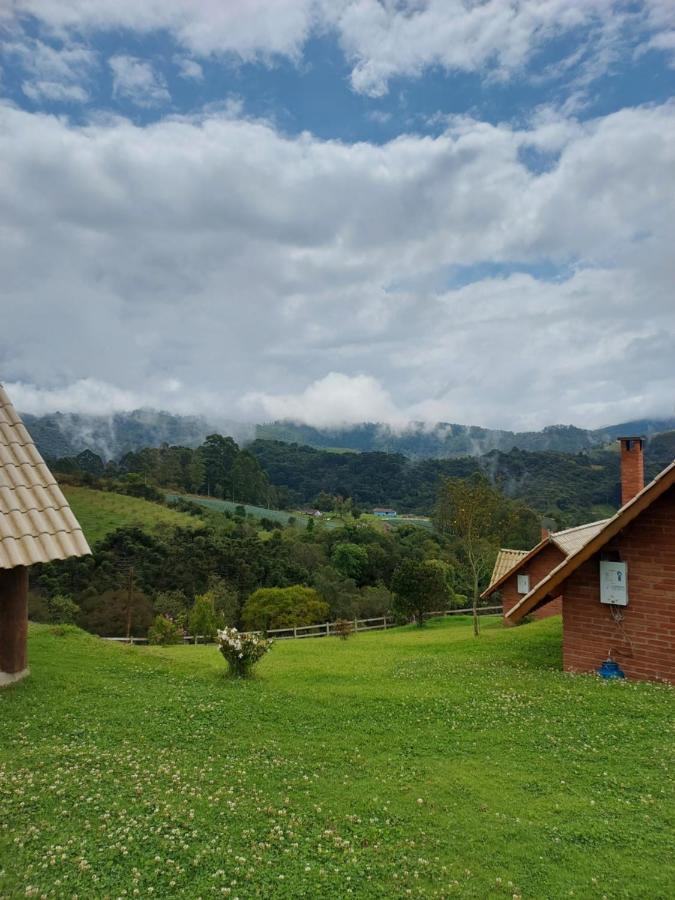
[23,407,675,463]
[255,418,675,459]
[23,409,253,461]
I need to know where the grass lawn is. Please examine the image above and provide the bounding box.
[62,485,199,545]
[1,617,673,898]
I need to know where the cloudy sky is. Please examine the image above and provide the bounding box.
[1,1,674,431]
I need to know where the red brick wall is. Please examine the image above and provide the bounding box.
[561,486,675,682]
[532,595,563,621]
[501,543,565,624]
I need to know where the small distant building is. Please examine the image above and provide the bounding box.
[0,385,90,686]
[486,437,675,683]
[373,507,397,518]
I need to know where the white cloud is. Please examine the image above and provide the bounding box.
[241,373,408,428]
[2,377,223,417]
[646,30,675,66]
[3,378,143,416]
[0,100,673,429]
[9,0,318,61]
[109,55,170,107]
[173,55,204,80]
[7,1,675,94]
[22,80,89,102]
[4,36,96,103]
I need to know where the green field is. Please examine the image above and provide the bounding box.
[166,492,310,526]
[1,617,673,898]
[63,485,199,545]
[361,513,435,531]
[165,493,340,529]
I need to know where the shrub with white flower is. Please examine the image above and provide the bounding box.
[217,627,272,678]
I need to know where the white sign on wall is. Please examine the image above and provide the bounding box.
[600,561,628,606]
[517,574,530,595]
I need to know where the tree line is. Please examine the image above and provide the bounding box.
[54,434,273,506]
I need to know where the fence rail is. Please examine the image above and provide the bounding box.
[101,606,502,645]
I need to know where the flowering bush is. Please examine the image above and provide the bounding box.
[217,627,272,678]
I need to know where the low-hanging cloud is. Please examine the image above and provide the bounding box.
[240,373,409,429]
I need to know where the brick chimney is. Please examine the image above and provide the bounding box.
[618,436,645,506]
[541,525,550,542]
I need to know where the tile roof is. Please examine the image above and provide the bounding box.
[550,519,610,556]
[483,520,610,598]
[488,548,529,590]
[0,385,91,569]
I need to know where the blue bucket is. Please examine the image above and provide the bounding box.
[597,658,625,679]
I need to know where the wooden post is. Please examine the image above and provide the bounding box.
[125,566,134,643]
[0,566,29,686]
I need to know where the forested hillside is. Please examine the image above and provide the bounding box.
[249,440,629,527]
[25,407,675,462]
[52,430,675,530]
[23,409,252,460]
[256,417,675,459]
[249,437,671,527]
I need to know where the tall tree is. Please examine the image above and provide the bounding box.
[391,559,449,626]
[201,434,239,497]
[231,450,269,505]
[435,475,515,636]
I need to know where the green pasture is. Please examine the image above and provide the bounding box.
[166,494,349,530]
[63,485,200,546]
[166,493,311,527]
[0,617,673,898]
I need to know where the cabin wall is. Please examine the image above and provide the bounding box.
[562,487,675,682]
[501,543,565,624]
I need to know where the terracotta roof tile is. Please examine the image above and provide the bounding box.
[0,385,91,569]
[488,548,529,590]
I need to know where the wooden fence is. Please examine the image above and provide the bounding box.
[101,606,502,645]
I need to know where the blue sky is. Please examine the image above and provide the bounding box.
[4,5,673,140]
[0,1,674,429]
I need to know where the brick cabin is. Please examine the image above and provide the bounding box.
[504,438,675,683]
[484,520,609,623]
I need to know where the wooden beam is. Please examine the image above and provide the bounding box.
[0,566,29,686]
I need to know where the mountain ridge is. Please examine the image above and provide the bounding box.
[254,417,675,459]
[20,408,675,462]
